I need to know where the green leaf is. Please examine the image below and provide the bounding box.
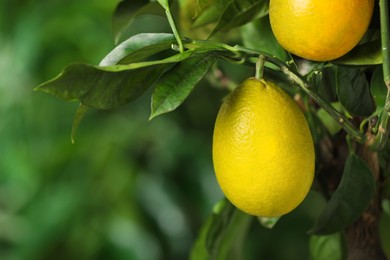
[383,199,390,216]
[100,33,177,66]
[240,16,288,61]
[370,65,388,110]
[316,102,344,135]
[315,66,337,103]
[308,153,375,235]
[309,233,345,260]
[71,103,90,144]
[209,0,269,37]
[333,40,383,65]
[35,51,194,109]
[157,0,171,10]
[190,199,253,260]
[336,66,375,116]
[112,1,166,44]
[194,0,230,28]
[36,63,167,109]
[195,0,212,18]
[150,52,219,119]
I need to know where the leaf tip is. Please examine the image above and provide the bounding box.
[148,111,161,121]
[33,82,49,93]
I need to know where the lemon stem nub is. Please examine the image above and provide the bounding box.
[255,55,265,80]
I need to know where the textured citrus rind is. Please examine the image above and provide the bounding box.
[212,78,315,217]
[269,0,375,61]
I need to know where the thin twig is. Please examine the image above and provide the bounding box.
[371,0,390,150]
[166,9,184,53]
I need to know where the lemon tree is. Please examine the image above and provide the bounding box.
[35,0,390,259]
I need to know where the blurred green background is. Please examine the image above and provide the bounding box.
[1,1,389,259]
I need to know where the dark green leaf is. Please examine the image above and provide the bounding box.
[310,233,344,260]
[316,66,337,103]
[240,16,288,61]
[35,51,194,109]
[36,63,167,109]
[112,1,166,44]
[370,65,387,109]
[209,0,269,37]
[333,40,382,65]
[308,153,375,235]
[150,53,219,119]
[100,33,176,66]
[190,199,253,260]
[336,67,375,116]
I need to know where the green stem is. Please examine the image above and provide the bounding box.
[165,9,184,53]
[255,55,265,80]
[280,66,365,143]
[371,0,390,150]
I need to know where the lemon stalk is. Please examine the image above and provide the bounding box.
[255,55,266,80]
[372,0,390,150]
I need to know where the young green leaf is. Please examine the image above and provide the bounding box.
[150,53,219,119]
[309,233,345,260]
[336,66,375,116]
[308,153,375,235]
[190,199,253,260]
[209,0,269,38]
[100,33,177,66]
[112,1,166,44]
[240,16,288,61]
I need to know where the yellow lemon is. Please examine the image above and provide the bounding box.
[269,0,375,61]
[212,78,315,217]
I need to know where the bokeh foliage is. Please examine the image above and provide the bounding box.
[1,0,390,259]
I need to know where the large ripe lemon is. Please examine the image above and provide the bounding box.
[269,0,375,61]
[212,78,315,217]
